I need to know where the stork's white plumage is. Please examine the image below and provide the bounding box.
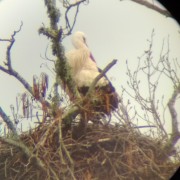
[66,31,108,87]
[66,31,118,115]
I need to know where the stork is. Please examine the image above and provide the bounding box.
[66,31,118,117]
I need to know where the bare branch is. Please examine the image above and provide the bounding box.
[122,30,180,157]
[0,23,51,109]
[121,0,171,17]
[0,136,47,173]
[40,44,55,63]
[64,0,89,36]
[167,83,180,149]
[86,59,117,96]
[57,116,75,179]
[0,107,17,136]
[0,65,9,74]
[0,22,33,94]
[62,105,79,126]
[0,22,23,70]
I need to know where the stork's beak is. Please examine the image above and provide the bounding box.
[83,38,96,63]
[90,52,96,63]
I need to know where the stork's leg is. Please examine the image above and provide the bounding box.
[80,112,88,132]
[72,112,87,139]
[72,98,89,139]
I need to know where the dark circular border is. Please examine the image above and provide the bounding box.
[157,0,180,24]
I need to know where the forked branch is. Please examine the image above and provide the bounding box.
[0,22,33,96]
[64,0,89,36]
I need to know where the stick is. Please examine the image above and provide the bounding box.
[86,59,117,96]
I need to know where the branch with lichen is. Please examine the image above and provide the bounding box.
[39,1,81,177]
[40,0,81,105]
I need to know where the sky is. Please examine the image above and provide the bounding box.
[0,0,180,135]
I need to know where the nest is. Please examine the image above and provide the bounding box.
[0,118,179,180]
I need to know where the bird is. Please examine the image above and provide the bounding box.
[66,31,118,119]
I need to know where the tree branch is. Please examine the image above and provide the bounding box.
[0,107,17,136]
[0,22,32,95]
[41,0,81,103]
[0,22,50,107]
[86,59,117,96]
[0,22,23,69]
[62,105,79,125]
[121,0,171,17]
[0,136,47,173]
[64,0,89,36]
[167,83,180,149]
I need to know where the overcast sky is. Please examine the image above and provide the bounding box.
[0,0,180,133]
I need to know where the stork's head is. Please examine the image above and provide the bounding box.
[72,31,88,49]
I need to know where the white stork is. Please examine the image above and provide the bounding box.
[66,31,118,116]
